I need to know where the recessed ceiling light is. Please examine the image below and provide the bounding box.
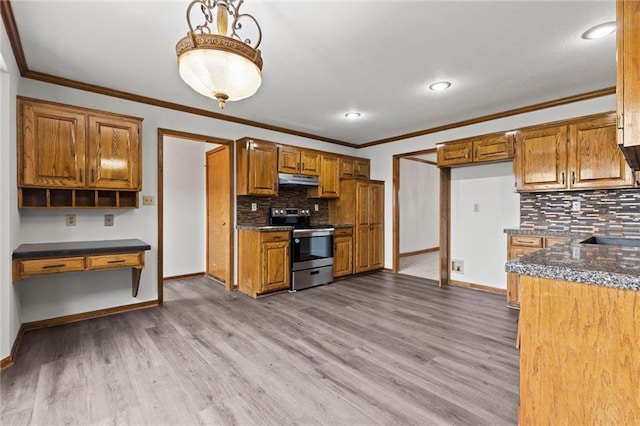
[428,81,452,91]
[581,21,616,40]
[345,112,362,119]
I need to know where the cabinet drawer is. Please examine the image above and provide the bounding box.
[509,235,543,248]
[334,227,353,237]
[261,231,290,243]
[87,252,143,269]
[18,257,85,275]
[508,247,541,260]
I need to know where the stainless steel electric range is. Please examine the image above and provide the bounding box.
[269,208,334,292]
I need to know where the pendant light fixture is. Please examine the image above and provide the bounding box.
[176,0,263,109]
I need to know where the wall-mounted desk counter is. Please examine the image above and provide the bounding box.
[12,239,151,297]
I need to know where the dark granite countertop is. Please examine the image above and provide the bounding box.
[333,223,354,228]
[506,240,640,291]
[503,228,592,238]
[13,239,151,260]
[236,225,293,231]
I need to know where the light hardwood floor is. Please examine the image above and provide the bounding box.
[1,272,520,425]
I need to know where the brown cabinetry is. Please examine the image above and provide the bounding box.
[437,132,514,167]
[333,227,353,278]
[18,97,142,208]
[617,0,640,170]
[329,179,384,274]
[308,154,340,198]
[238,230,290,297]
[506,233,570,308]
[236,138,278,196]
[514,114,634,192]
[340,157,370,179]
[278,146,320,176]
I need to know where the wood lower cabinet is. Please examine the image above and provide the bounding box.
[333,227,353,278]
[507,233,570,308]
[236,138,278,196]
[617,0,640,170]
[308,154,340,198]
[238,230,290,297]
[18,97,142,208]
[514,113,634,192]
[329,179,384,275]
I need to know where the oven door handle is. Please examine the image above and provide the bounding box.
[292,229,335,238]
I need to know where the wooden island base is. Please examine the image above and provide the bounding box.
[519,275,640,425]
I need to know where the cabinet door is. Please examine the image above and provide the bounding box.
[278,146,300,174]
[340,157,355,178]
[248,141,278,195]
[617,0,640,170]
[354,159,370,179]
[569,115,634,190]
[300,150,320,176]
[87,115,140,189]
[437,140,473,167]
[20,101,86,188]
[354,225,371,274]
[369,183,385,270]
[473,133,514,163]
[261,241,290,292]
[333,236,353,277]
[515,126,568,191]
[317,155,340,198]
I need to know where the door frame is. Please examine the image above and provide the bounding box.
[392,148,450,286]
[157,128,235,303]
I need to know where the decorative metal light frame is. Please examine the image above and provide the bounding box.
[176,0,263,109]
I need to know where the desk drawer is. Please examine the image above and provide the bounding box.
[18,257,85,275]
[87,252,143,269]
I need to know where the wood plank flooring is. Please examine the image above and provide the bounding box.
[1,272,520,425]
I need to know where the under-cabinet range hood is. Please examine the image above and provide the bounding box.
[278,173,320,186]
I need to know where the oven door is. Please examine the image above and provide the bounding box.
[291,229,334,271]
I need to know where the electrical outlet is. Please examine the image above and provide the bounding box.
[104,214,114,227]
[451,259,464,274]
[66,214,76,226]
[142,195,155,206]
[314,204,319,212]
[571,200,581,212]
[473,203,480,213]
[251,202,258,212]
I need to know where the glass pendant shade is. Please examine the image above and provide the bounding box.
[178,47,262,105]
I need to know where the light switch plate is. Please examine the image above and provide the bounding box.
[142,195,155,206]
[251,203,258,211]
[66,214,76,226]
[104,214,114,226]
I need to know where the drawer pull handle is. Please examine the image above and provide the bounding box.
[42,264,66,269]
[107,259,126,264]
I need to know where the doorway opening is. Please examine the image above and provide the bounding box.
[392,148,449,286]
[157,129,235,303]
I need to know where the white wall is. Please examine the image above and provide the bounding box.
[163,137,218,277]
[399,159,439,253]
[1,20,22,360]
[14,77,358,324]
[361,95,616,289]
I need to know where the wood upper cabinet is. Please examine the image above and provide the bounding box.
[238,230,290,297]
[340,157,370,179]
[333,227,353,278]
[329,179,384,275]
[308,154,340,198]
[18,98,143,208]
[617,0,640,170]
[277,146,320,176]
[514,113,633,192]
[237,138,278,196]
[20,101,87,188]
[437,132,513,167]
[87,115,140,189]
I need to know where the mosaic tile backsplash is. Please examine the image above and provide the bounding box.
[237,186,329,226]
[520,189,640,237]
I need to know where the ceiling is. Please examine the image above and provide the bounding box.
[8,1,616,146]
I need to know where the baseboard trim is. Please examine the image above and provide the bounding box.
[0,323,26,372]
[399,247,439,258]
[450,280,507,295]
[163,272,205,281]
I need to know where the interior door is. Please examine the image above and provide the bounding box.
[206,146,230,284]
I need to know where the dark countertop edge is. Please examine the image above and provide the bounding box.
[13,239,151,260]
[503,228,593,238]
[236,225,293,231]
